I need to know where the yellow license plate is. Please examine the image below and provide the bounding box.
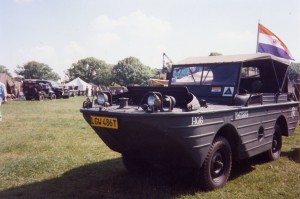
[91,116,118,129]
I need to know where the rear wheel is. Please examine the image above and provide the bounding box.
[200,136,232,190]
[266,124,282,161]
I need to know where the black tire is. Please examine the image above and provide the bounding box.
[25,97,32,101]
[200,136,232,191]
[50,94,56,100]
[122,154,151,173]
[266,124,282,161]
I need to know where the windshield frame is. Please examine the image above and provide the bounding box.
[169,63,240,86]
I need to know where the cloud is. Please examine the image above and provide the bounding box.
[15,45,61,76]
[64,41,86,56]
[91,10,171,38]
[19,45,56,63]
[213,31,256,54]
[62,41,92,73]
[13,0,34,3]
[94,32,120,45]
[216,31,254,42]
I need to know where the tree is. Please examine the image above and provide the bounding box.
[112,57,153,86]
[0,65,12,78]
[67,57,112,86]
[15,61,60,80]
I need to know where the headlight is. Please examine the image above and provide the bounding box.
[147,95,157,106]
[97,93,108,105]
[146,93,161,112]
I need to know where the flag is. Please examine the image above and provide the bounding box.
[257,23,294,60]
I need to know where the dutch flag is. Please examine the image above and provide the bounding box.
[257,23,294,61]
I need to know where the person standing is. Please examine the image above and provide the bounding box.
[0,81,7,121]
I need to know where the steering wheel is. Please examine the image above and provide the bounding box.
[239,87,249,94]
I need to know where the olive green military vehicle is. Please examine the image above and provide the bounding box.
[80,53,299,190]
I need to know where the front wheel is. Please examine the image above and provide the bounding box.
[39,95,45,101]
[50,94,56,100]
[266,124,282,161]
[200,136,232,191]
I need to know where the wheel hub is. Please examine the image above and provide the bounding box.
[272,138,278,152]
[212,152,224,176]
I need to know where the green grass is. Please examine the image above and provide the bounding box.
[0,97,299,199]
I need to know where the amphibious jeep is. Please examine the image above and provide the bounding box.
[80,53,299,190]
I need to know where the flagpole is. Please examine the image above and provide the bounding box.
[256,19,260,53]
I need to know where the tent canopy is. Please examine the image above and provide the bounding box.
[64,77,92,91]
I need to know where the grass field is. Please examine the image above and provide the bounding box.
[0,97,299,199]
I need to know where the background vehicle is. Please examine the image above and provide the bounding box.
[23,79,69,100]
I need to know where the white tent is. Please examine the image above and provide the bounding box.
[64,77,92,96]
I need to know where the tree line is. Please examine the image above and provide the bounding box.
[1,55,299,86]
[0,56,160,86]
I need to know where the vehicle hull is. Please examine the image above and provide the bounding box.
[81,101,299,169]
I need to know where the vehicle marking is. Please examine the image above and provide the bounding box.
[90,116,118,129]
[211,87,222,93]
[173,120,224,129]
[235,111,249,120]
[223,87,234,96]
[231,112,265,121]
[192,116,203,125]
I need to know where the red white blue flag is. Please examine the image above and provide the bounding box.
[257,23,294,60]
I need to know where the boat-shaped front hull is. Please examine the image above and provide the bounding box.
[81,109,216,169]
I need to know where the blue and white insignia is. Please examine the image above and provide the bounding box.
[223,87,234,96]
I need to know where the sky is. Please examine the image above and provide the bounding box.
[1,0,299,79]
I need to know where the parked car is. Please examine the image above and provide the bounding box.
[80,53,299,190]
[23,79,70,100]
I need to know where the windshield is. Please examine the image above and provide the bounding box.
[170,63,239,86]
